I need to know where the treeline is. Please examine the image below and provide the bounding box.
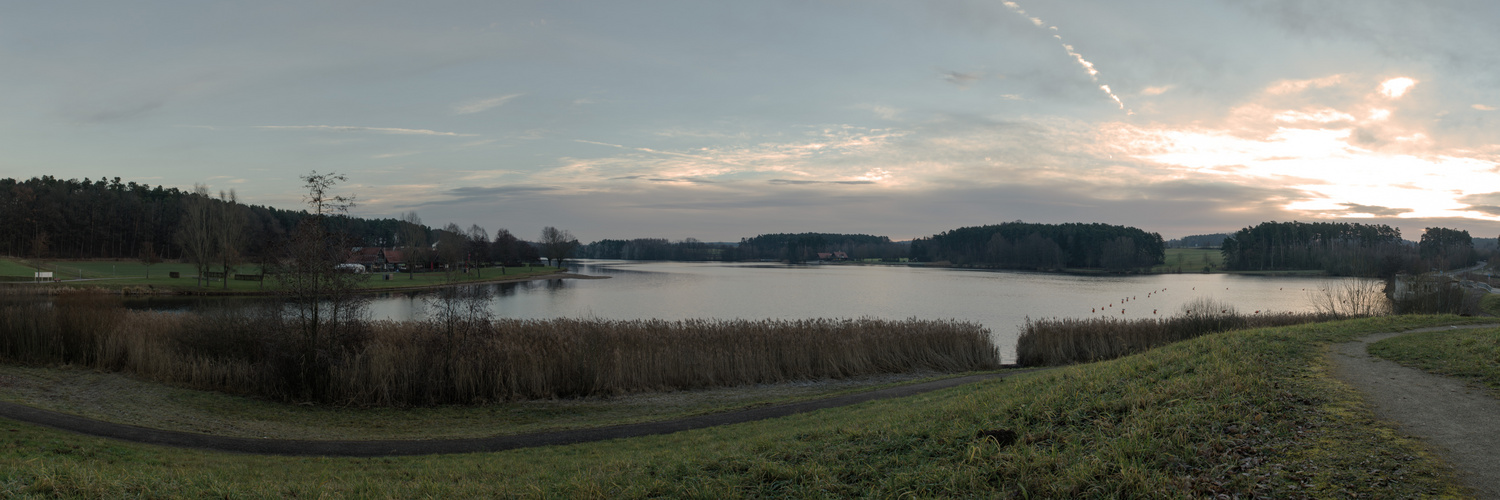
[579,238,728,261]
[0,176,414,261]
[0,175,560,272]
[908,222,1164,271]
[579,233,908,262]
[1220,221,1482,276]
[736,233,907,262]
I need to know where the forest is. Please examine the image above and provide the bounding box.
[735,233,908,262]
[907,222,1165,271]
[0,176,540,269]
[1219,221,1484,276]
[579,238,730,261]
[579,233,909,262]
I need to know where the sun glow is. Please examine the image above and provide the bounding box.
[1379,77,1416,98]
[1114,75,1500,221]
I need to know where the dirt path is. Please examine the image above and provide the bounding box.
[1331,325,1500,499]
[0,368,1040,457]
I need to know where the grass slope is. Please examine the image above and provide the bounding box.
[0,364,963,440]
[0,316,1485,498]
[1369,326,1500,392]
[1482,293,1500,316]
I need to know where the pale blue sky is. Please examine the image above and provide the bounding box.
[4,1,1499,241]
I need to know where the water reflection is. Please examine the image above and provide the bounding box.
[124,260,1375,363]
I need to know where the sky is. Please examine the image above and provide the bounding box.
[3,0,1500,243]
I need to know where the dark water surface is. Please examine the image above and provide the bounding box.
[126,260,1371,363]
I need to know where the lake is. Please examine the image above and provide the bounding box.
[127,261,1370,363]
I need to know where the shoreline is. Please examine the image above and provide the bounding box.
[0,271,609,297]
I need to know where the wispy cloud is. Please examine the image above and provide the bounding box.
[769,179,875,185]
[1474,104,1496,111]
[1140,85,1175,96]
[453,93,523,115]
[1265,75,1344,95]
[394,185,561,208]
[1339,203,1412,216]
[255,125,478,137]
[941,70,982,89]
[1001,1,1128,112]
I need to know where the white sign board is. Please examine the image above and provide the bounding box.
[34,272,52,279]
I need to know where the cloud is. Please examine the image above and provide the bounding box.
[453,93,523,115]
[1114,74,1500,223]
[70,99,166,124]
[1378,77,1416,98]
[1339,203,1413,216]
[395,185,560,208]
[857,104,902,120]
[1000,1,1127,111]
[1140,85,1175,96]
[1460,192,1500,205]
[941,70,981,88]
[1475,104,1496,111]
[768,179,876,185]
[255,125,478,137]
[1265,75,1344,95]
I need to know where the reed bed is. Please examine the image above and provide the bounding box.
[0,297,1000,406]
[1016,299,1347,367]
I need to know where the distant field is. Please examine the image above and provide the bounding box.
[0,259,41,278]
[0,257,562,293]
[1152,248,1223,273]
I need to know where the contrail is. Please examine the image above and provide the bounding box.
[1002,1,1129,113]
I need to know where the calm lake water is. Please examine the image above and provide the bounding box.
[129,260,1372,363]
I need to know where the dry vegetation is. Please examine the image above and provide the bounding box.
[1016,298,1347,367]
[0,293,1000,406]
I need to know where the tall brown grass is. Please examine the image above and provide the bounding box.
[0,297,1000,406]
[1016,298,1347,367]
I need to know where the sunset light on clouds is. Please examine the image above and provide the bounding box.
[3,1,1499,241]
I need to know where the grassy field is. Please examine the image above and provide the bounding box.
[0,315,1487,497]
[1369,326,1500,392]
[0,257,562,293]
[0,259,45,278]
[1151,248,1223,273]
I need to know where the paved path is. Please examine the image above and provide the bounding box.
[1331,325,1500,499]
[0,368,1040,457]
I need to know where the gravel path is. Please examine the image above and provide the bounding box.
[1331,325,1500,499]
[0,368,1040,457]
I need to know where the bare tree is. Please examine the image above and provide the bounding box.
[215,189,247,289]
[175,184,215,287]
[273,171,367,397]
[467,224,489,278]
[539,226,577,269]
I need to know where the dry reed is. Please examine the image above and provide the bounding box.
[1016,299,1347,367]
[0,298,1000,406]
